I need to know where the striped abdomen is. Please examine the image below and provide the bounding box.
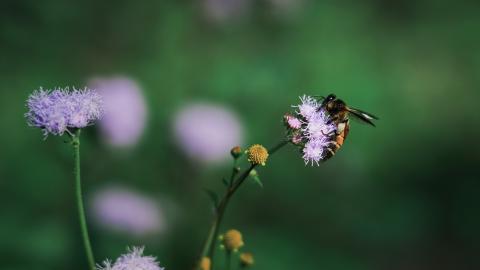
[323,119,350,160]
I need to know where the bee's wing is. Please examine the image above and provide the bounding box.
[347,107,378,126]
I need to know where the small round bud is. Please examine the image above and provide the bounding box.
[246,144,269,166]
[199,257,211,270]
[291,133,303,145]
[231,146,243,159]
[239,252,254,267]
[249,169,258,177]
[222,229,244,252]
[284,113,302,130]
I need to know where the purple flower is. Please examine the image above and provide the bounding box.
[97,246,164,270]
[303,109,336,141]
[91,186,166,236]
[173,103,244,164]
[294,95,318,120]
[89,77,147,148]
[202,0,251,23]
[25,87,103,136]
[284,114,302,129]
[266,0,306,18]
[286,95,337,165]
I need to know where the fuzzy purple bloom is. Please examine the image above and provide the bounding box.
[202,0,251,23]
[284,114,302,129]
[287,95,337,165]
[97,246,164,270]
[89,77,148,148]
[91,186,166,236]
[303,109,336,141]
[25,87,103,136]
[173,103,244,164]
[295,95,318,120]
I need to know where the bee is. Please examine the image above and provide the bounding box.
[319,94,378,159]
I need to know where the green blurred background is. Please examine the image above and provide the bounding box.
[1,0,480,269]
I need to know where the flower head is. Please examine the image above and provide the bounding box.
[97,246,164,270]
[284,113,302,129]
[246,144,269,166]
[199,257,211,270]
[25,87,103,136]
[286,95,337,165]
[230,146,243,159]
[89,77,148,148]
[91,186,166,236]
[239,252,254,267]
[294,95,318,120]
[202,0,251,23]
[221,229,244,252]
[173,103,244,164]
[303,109,336,141]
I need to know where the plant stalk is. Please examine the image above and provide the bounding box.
[72,130,95,270]
[199,139,289,269]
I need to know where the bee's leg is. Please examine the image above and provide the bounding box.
[327,141,341,149]
[321,130,336,136]
[326,115,339,125]
[326,148,336,156]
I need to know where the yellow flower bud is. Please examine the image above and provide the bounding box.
[222,229,244,251]
[240,252,254,267]
[199,257,211,270]
[231,146,242,158]
[246,144,269,166]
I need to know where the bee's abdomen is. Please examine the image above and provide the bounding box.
[322,121,349,161]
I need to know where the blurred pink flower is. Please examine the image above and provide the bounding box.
[173,103,244,164]
[89,77,147,148]
[91,186,165,236]
[202,0,251,23]
[266,0,306,17]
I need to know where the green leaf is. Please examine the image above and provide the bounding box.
[252,175,263,188]
[249,170,263,188]
[203,189,219,208]
[222,177,229,187]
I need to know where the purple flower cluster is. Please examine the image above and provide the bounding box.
[25,87,103,136]
[91,186,166,236]
[97,246,163,270]
[89,77,148,148]
[173,103,244,164]
[285,95,337,165]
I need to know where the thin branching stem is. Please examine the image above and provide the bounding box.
[199,139,289,269]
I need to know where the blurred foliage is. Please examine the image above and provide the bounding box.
[1,0,480,269]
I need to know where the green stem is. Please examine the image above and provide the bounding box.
[72,130,95,270]
[208,164,256,261]
[200,139,289,270]
[226,251,232,270]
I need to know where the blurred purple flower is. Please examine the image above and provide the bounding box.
[173,103,244,164]
[91,186,165,236]
[202,0,251,23]
[266,0,306,17]
[25,87,103,136]
[97,246,164,270]
[89,77,147,148]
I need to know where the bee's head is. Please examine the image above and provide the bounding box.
[322,94,345,113]
[324,94,336,103]
[321,94,337,110]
